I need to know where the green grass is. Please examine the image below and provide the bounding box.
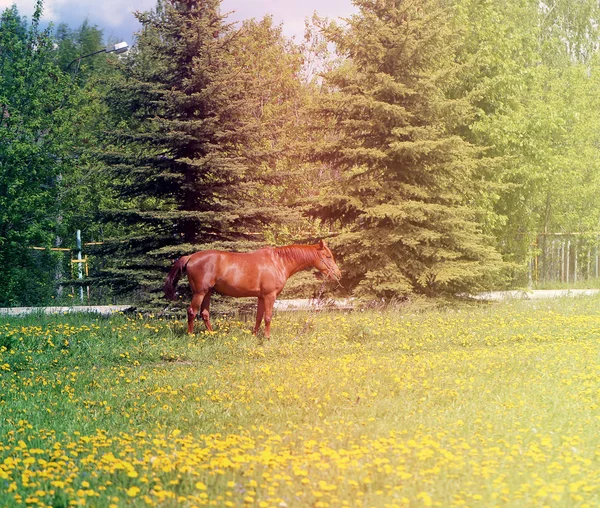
[3,298,600,506]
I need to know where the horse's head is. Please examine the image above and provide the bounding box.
[315,240,342,281]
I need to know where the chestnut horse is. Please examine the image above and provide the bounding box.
[164,240,341,338]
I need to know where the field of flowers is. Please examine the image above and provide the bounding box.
[2,297,600,506]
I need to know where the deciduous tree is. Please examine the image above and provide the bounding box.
[0,3,73,305]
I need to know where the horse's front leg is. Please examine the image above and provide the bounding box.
[253,297,265,336]
[263,293,277,340]
[187,292,205,334]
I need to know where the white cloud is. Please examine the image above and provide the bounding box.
[1,0,64,21]
[1,0,153,26]
[0,0,39,17]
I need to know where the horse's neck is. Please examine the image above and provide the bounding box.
[276,246,317,278]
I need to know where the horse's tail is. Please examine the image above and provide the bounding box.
[164,255,190,301]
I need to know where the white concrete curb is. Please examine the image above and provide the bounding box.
[0,305,133,317]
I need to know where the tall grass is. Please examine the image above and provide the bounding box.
[2,298,600,506]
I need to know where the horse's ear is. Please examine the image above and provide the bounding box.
[319,239,326,249]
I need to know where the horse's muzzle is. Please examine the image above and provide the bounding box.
[328,268,342,281]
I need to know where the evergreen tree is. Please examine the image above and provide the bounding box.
[308,0,503,298]
[98,1,297,307]
[224,16,308,245]
[231,16,345,299]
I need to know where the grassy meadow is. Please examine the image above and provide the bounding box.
[2,298,600,506]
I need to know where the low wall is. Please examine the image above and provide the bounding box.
[0,305,133,317]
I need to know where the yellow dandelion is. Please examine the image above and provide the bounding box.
[126,486,141,497]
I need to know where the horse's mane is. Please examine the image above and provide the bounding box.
[275,244,318,265]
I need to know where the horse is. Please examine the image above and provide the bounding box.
[164,240,341,338]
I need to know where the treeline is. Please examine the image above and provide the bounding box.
[3,0,600,308]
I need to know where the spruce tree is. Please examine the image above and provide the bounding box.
[97,1,302,308]
[308,0,503,299]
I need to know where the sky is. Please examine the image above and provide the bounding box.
[1,0,358,43]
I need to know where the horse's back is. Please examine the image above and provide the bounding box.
[187,248,273,267]
[185,248,280,297]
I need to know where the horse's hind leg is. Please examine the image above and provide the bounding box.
[200,292,213,332]
[187,292,206,334]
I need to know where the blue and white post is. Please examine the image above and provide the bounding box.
[76,230,84,303]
